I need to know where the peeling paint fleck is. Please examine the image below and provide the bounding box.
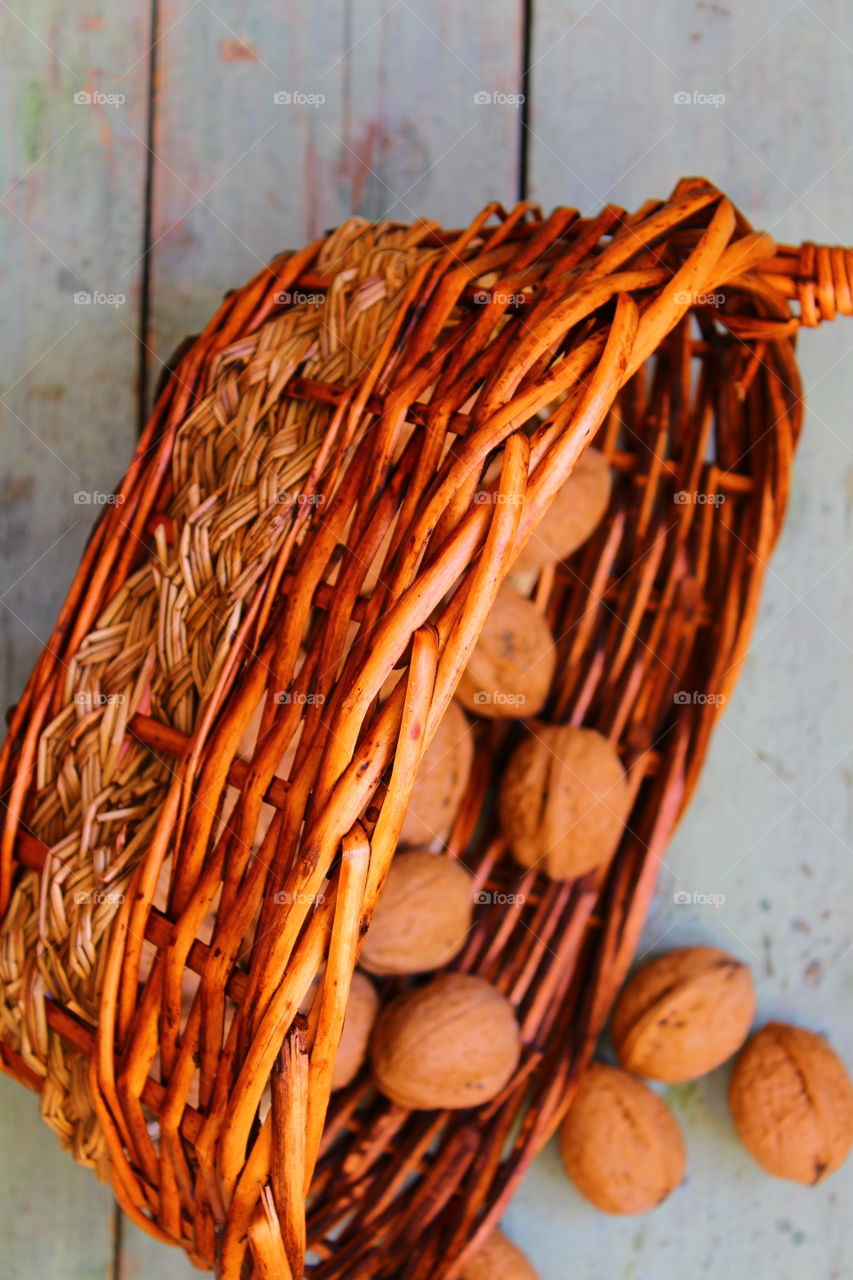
[0,475,36,557]
[21,80,46,164]
[220,38,259,62]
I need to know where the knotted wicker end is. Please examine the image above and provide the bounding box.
[758,240,853,326]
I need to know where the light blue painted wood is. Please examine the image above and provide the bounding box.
[509,3,853,1276]
[526,0,853,242]
[0,1074,116,1279]
[0,1,152,705]
[125,2,523,1274]
[0,3,152,1277]
[2,2,852,1278]
[120,1220,199,1280]
[145,0,523,400]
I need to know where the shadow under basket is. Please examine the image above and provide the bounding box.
[1,177,851,1279]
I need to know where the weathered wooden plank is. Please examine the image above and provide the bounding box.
[5,4,851,1279]
[0,1074,116,1279]
[0,3,152,703]
[526,0,853,234]
[120,1219,198,1280]
[516,3,853,1277]
[331,0,523,227]
[145,0,523,397]
[123,3,522,1273]
[0,4,153,1277]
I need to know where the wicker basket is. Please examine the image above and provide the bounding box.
[1,175,850,1279]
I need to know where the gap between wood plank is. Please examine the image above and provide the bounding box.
[137,0,161,436]
[519,0,534,201]
[110,1200,125,1280]
[119,0,161,1272]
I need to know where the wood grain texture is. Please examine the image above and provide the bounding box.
[516,4,853,1278]
[0,2,151,707]
[0,1075,116,1278]
[0,4,152,1276]
[119,1219,200,1280]
[526,0,853,236]
[145,0,522,400]
[126,3,522,1276]
[2,0,852,1277]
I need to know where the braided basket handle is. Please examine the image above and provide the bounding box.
[758,240,853,326]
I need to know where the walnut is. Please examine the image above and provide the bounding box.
[360,851,473,976]
[370,973,520,1110]
[305,969,379,1091]
[498,724,629,879]
[559,1062,685,1214]
[611,946,755,1082]
[513,447,612,573]
[399,701,473,848]
[460,1229,539,1279]
[456,584,555,719]
[728,1022,853,1184]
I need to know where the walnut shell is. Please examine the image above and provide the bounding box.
[360,851,473,976]
[399,700,473,847]
[612,946,756,1082]
[513,447,612,574]
[559,1062,685,1214]
[370,972,521,1110]
[460,1229,539,1280]
[728,1022,853,1184]
[456,583,555,719]
[305,969,379,1091]
[498,724,629,879]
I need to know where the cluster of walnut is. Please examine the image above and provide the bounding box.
[309,447,852,1264]
[320,847,520,1112]
[558,944,853,1216]
[448,988,853,1270]
[320,449,620,1122]
[298,453,621,1280]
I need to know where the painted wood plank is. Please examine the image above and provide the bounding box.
[124,3,522,1273]
[0,4,153,1278]
[120,1219,199,1280]
[526,0,853,237]
[329,0,523,227]
[0,2,153,706]
[5,4,851,1279]
[145,0,523,399]
[512,3,853,1277]
[0,1075,117,1280]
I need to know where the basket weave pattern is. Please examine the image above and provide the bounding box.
[0,177,850,1279]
